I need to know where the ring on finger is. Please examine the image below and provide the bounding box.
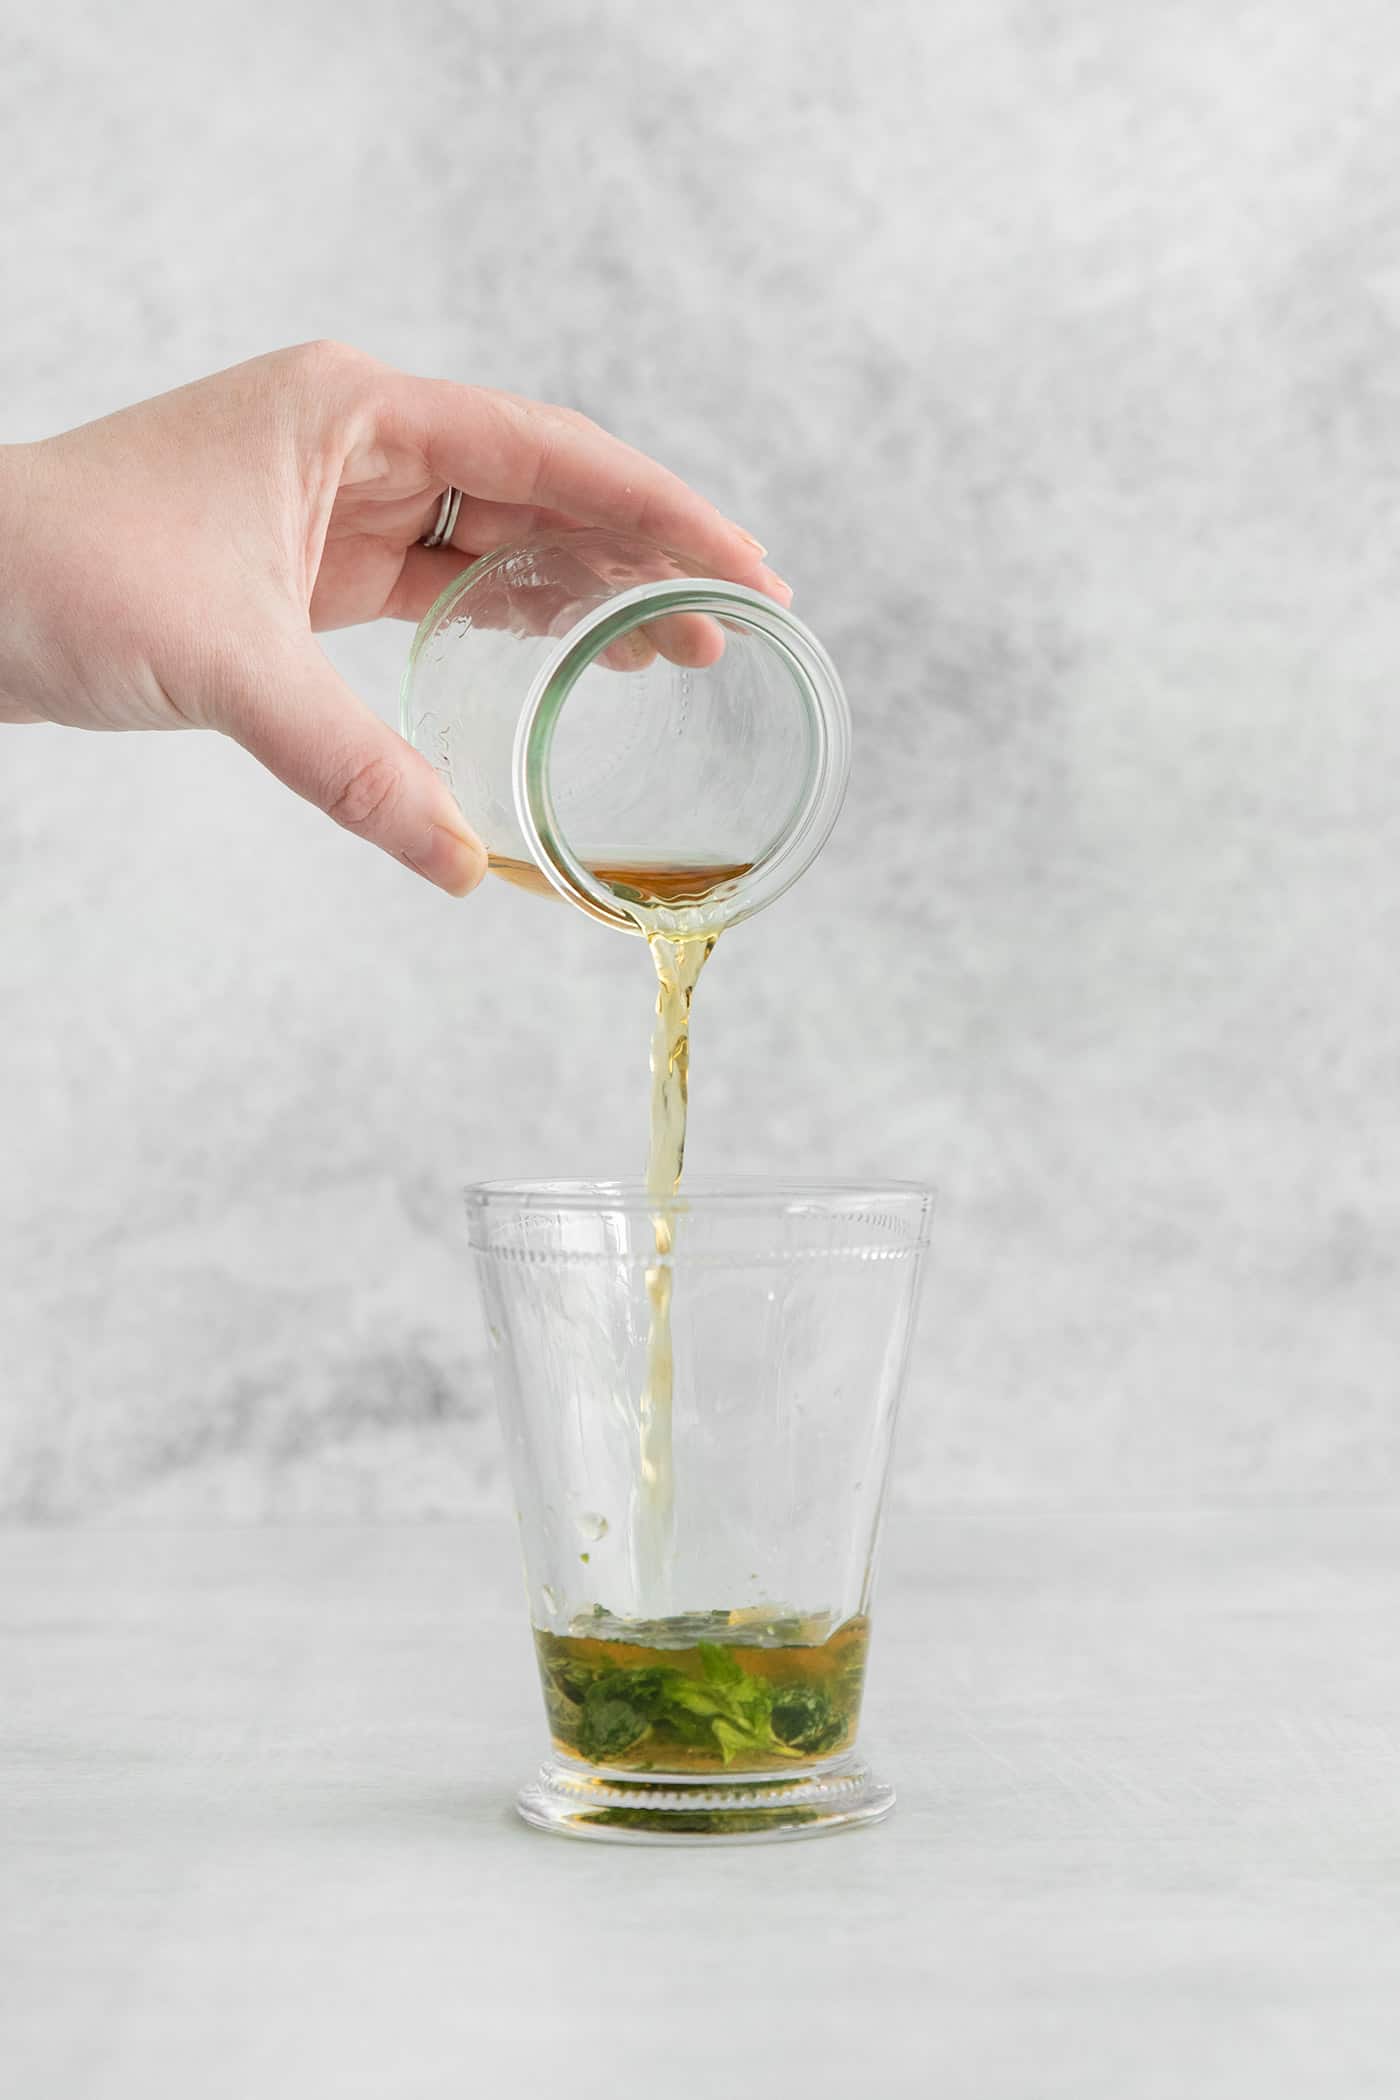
[419,486,464,549]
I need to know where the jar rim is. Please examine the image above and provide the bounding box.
[510,578,851,935]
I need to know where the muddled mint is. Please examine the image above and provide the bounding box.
[769,1685,846,1755]
[537,1620,862,1771]
[588,1805,825,1835]
[578,1685,653,1760]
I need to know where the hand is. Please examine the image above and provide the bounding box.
[0,342,790,894]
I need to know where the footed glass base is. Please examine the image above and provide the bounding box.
[516,1757,895,1845]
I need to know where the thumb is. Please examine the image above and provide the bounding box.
[214,640,488,896]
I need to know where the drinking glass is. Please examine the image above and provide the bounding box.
[467,1179,932,1844]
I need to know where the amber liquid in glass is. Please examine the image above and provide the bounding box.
[487,856,751,906]
[535,1612,870,1776]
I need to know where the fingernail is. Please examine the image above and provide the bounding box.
[407,823,487,897]
[757,567,793,606]
[605,627,658,671]
[734,529,768,558]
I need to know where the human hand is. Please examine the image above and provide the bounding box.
[0,342,789,894]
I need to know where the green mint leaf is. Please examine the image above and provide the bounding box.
[578,1682,654,1760]
[769,1686,844,1755]
[547,1658,597,1708]
[711,1719,753,1765]
[654,1703,716,1750]
[728,1677,773,1725]
[660,1669,790,1761]
[698,1641,745,1688]
[664,1682,733,1722]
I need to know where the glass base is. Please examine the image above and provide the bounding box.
[516,1757,895,1846]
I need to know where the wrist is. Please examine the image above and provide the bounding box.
[0,443,49,723]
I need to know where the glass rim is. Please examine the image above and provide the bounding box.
[464,1176,934,1216]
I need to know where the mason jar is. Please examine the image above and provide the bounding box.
[400,527,850,934]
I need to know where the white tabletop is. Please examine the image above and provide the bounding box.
[3,1508,1397,2098]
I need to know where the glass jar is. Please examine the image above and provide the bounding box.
[400,528,850,934]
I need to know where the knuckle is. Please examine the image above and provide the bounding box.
[472,388,532,460]
[475,386,523,440]
[543,400,591,432]
[287,338,367,386]
[526,421,561,504]
[326,752,403,834]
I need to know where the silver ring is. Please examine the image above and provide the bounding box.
[419,486,464,550]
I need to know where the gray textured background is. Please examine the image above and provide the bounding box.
[3,0,1399,1521]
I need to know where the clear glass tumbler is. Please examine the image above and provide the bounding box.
[467,1179,932,1844]
[401,529,851,935]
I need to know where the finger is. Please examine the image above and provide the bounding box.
[385,545,727,679]
[411,491,586,552]
[597,627,659,673]
[381,545,491,624]
[398,379,784,590]
[211,638,488,896]
[636,611,727,668]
